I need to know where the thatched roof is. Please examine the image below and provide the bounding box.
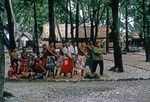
[15,32,32,42]
[42,24,111,40]
[121,32,140,42]
[78,25,111,38]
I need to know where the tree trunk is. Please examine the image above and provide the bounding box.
[111,0,123,72]
[0,1,5,100]
[33,0,39,57]
[4,35,10,50]
[69,0,74,41]
[55,17,62,42]
[75,0,79,45]
[94,9,99,44]
[106,6,110,53]
[65,21,68,41]
[48,0,55,47]
[65,0,68,41]
[90,6,95,43]
[124,3,129,51]
[142,0,150,62]
[81,5,87,43]
[5,0,16,52]
[94,6,105,43]
[146,22,150,62]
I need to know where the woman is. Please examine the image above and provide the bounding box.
[92,41,105,76]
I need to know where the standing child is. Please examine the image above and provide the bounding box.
[60,42,73,77]
[11,48,19,73]
[55,47,63,78]
[74,42,87,81]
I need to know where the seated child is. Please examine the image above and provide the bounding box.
[28,53,35,71]
[18,60,31,79]
[7,63,18,80]
[32,59,46,79]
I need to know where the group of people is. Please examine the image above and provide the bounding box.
[8,40,105,80]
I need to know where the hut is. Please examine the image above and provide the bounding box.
[15,32,33,48]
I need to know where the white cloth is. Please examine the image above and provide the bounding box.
[62,47,71,58]
[74,46,78,55]
[68,45,78,55]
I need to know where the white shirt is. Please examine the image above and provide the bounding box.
[62,47,71,58]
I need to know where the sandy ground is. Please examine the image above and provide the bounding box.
[4,80,150,102]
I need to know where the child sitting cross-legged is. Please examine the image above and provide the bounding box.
[17,59,31,79]
[31,59,46,79]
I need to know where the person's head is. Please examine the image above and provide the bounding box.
[73,42,77,46]
[22,47,26,52]
[49,42,54,48]
[12,63,17,68]
[12,48,17,52]
[81,42,86,47]
[34,59,39,66]
[66,41,71,47]
[95,41,101,47]
[62,42,66,47]
[42,44,47,49]
[11,63,17,72]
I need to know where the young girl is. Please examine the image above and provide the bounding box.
[74,42,87,81]
[55,47,64,78]
[28,53,35,71]
[60,42,73,77]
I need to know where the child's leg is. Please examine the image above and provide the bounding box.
[55,68,61,78]
[81,70,84,76]
[91,60,98,74]
[99,60,104,76]
[46,70,49,77]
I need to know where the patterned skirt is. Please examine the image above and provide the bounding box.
[75,55,86,72]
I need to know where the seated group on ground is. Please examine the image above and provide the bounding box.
[8,40,105,80]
